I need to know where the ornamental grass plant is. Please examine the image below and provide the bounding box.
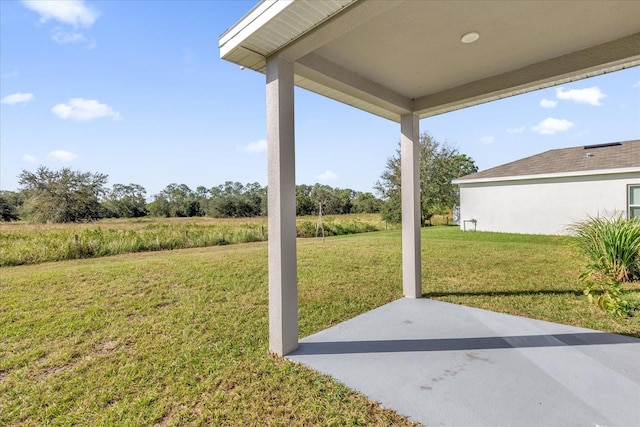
[570,214,640,282]
[570,214,640,316]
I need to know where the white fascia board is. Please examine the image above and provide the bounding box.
[452,167,640,185]
[219,1,294,59]
[220,0,359,69]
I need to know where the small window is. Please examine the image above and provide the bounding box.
[629,185,640,219]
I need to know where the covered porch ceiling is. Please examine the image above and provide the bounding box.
[220,0,640,122]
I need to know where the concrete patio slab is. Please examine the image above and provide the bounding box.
[287,298,640,427]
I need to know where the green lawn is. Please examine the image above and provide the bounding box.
[2,227,638,425]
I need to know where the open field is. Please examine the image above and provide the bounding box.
[2,227,639,425]
[0,214,401,267]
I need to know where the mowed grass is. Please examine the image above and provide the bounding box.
[2,227,639,425]
[1,231,410,426]
[419,228,640,335]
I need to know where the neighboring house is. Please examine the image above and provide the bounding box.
[452,140,640,235]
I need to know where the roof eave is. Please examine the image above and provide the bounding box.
[219,0,358,71]
[453,167,640,185]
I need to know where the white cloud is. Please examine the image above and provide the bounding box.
[51,27,95,47]
[633,81,640,88]
[1,92,34,105]
[540,98,557,108]
[51,27,96,48]
[506,126,525,134]
[480,136,494,144]
[243,139,267,153]
[22,154,38,164]
[47,150,78,162]
[556,86,606,106]
[51,28,86,44]
[532,118,574,135]
[317,170,338,182]
[52,98,121,122]
[22,0,98,28]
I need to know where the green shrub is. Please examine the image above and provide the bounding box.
[296,220,317,238]
[570,214,640,282]
[570,214,640,316]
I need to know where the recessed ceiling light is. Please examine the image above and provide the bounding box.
[461,32,480,44]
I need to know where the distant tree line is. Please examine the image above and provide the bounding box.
[1,166,382,223]
[2,134,476,224]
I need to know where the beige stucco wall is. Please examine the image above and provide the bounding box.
[457,172,640,235]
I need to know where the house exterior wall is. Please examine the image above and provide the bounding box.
[457,172,640,235]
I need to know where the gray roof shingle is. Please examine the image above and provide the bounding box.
[457,139,640,181]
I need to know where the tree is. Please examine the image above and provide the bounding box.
[243,182,267,216]
[310,184,333,214]
[18,166,108,223]
[352,192,382,214]
[103,183,148,218]
[294,184,373,216]
[307,184,349,215]
[194,186,211,214]
[296,185,314,216]
[374,133,477,223]
[149,183,202,217]
[148,194,170,217]
[207,181,265,218]
[0,190,23,221]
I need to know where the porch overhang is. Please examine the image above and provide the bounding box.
[220,0,640,122]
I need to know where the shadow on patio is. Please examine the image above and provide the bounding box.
[292,331,637,356]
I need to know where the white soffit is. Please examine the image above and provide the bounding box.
[219,0,640,122]
[219,0,357,71]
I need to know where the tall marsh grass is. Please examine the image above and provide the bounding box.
[0,224,260,266]
[0,214,395,266]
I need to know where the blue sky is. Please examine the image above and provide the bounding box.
[1,0,639,197]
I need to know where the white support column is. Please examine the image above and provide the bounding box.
[266,56,298,356]
[400,113,422,298]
